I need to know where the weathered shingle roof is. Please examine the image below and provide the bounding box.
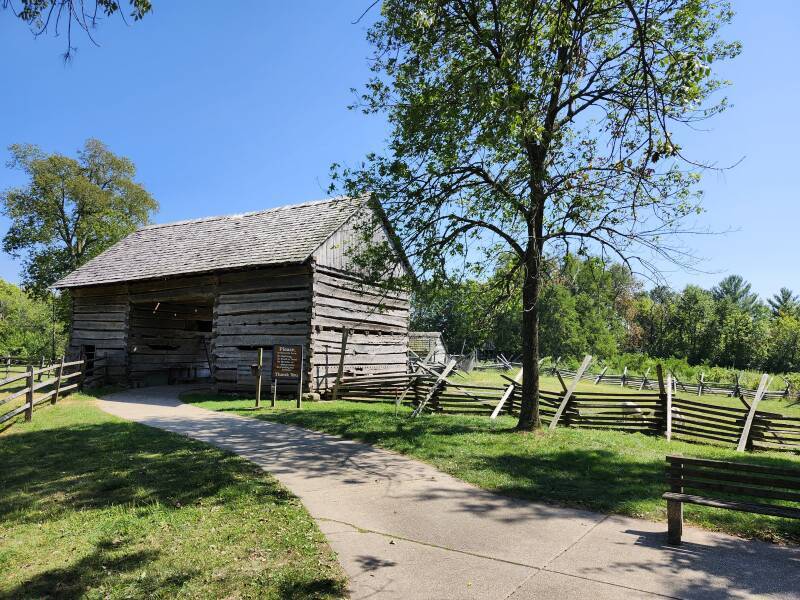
[55,197,363,288]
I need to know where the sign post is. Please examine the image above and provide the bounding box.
[255,348,263,408]
[272,344,304,409]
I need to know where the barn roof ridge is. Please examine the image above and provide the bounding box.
[140,196,355,231]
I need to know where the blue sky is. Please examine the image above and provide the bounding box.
[0,1,797,299]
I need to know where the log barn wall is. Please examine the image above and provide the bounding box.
[213,265,312,393]
[69,284,129,382]
[309,211,410,391]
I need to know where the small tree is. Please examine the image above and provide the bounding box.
[334,0,739,429]
[2,139,158,297]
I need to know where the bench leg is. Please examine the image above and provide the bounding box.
[667,499,683,545]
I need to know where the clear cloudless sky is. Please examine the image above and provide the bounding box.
[0,1,798,298]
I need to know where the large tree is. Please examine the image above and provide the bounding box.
[334,0,738,429]
[2,138,158,295]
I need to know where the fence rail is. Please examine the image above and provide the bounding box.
[0,354,108,431]
[550,365,791,400]
[325,363,800,453]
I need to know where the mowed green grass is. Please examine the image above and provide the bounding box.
[185,392,800,545]
[0,395,346,600]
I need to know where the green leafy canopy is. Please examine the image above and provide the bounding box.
[2,138,158,296]
[332,0,740,428]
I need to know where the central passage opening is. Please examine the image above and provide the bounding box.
[128,298,213,386]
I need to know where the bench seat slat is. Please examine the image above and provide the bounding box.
[662,492,800,520]
[666,478,800,503]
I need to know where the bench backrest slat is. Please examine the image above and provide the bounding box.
[666,455,800,479]
[665,455,800,508]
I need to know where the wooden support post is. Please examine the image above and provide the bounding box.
[491,367,523,419]
[667,499,683,545]
[667,455,684,545]
[271,378,277,408]
[737,373,770,452]
[255,348,263,408]
[4,357,9,379]
[621,366,627,387]
[698,372,704,396]
[638,367,650,391]
[330,329,349,401]
[78,357,86,391]
[37,356,45,382]
[665,373,673,441]
[52,356,65,405]
[549,355,592,430]
[594,366,607,385]
[656,365,668,434]
[553,356,561,372]
[554,368,568,393]
[297,346,304,409]
[411,359,457,417]
[24,365,34,421]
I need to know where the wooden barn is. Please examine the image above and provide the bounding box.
[54,197,411,393]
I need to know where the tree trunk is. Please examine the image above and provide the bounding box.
[516,250,542,430]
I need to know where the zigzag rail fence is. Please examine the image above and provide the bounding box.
[0,353,109,431]
[324,363,800,453]
[554,364,791,400]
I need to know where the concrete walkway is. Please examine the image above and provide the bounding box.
[97,386,800,600]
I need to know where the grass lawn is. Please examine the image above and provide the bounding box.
[185,392,800,545]
[0,395,346,600]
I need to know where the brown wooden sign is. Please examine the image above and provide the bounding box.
[272,345,302,379]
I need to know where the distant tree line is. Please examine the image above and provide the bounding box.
[0,279,65,359]
[412,255,800,374]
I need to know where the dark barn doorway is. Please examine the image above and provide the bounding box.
[127,298,213,386]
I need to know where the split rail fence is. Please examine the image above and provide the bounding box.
[0,354,108,431]
[553,364,791,400]
[325,362,800,453]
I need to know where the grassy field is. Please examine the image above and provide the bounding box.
[184,392,800,545]
[0,395,346,599]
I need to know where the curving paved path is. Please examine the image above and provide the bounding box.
[97,386,800,600]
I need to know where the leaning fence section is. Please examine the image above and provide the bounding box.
[0,354,108,431]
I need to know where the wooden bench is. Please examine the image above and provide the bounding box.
[663,455,800,544]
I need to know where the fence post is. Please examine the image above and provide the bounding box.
[37,356,45,382]
[656,364,668,435]
[594,366,608,385]
[52,356,65,405]
[638,367,650,391]
[665,373,673,441]
[24,365,34,421]
[550,355,592,430]
[737,373,769,452]
[78,357,86,391]
[255,347,263,408]
[330,328,349,401]
[698,372,704,396]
